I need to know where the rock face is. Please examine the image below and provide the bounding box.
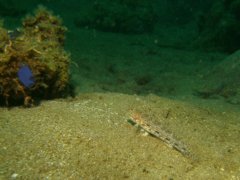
[74,0,157,34]
[197,50,240,104]
[0,6,71,106]
[196,0,240,53]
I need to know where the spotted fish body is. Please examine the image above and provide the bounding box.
[129,112,190,157]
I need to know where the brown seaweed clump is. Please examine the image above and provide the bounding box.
[0,6,71,106]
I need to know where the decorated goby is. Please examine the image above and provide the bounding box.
[128,111,190,157]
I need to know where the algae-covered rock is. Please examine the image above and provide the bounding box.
[0,6,71,106]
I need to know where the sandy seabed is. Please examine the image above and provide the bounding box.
[0,93,239,179]
[1,5,240,178]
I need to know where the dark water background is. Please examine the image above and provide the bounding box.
[1,0,240,106]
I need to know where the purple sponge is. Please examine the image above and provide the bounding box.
[17,65,35,88]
